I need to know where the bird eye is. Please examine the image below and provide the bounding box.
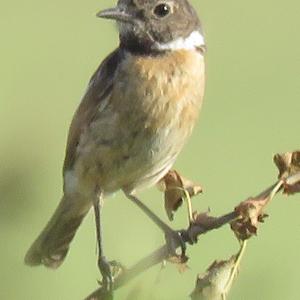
[153,3,171,18]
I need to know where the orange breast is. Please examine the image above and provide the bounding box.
[111,49,205,136]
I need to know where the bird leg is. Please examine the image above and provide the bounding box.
[93,191,114,294]
[125,193,186,258]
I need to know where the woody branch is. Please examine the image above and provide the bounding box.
[85,151,300,300]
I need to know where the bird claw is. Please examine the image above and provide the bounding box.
[165,230,187,259]
[98,256,114,293]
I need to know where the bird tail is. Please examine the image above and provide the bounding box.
[24,195,92,269]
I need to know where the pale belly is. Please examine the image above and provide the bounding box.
[71,111,189,196]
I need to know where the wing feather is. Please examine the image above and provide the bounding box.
[63,48,124,172]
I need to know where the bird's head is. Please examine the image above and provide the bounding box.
[97,0,205,54]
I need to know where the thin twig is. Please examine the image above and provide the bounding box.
[222,240,247,300]
[85,172,299,300]
[182,188,194,225]
[84,211,238,300]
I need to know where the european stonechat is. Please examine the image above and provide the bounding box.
[25,0,206,291]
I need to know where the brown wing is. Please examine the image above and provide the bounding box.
[63,48,124,172]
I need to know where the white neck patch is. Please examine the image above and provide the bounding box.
[156,30,205,51]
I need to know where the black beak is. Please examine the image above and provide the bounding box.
[96,7,133,23]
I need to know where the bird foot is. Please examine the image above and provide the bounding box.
[165,229,187,259]
[97,256,114,293]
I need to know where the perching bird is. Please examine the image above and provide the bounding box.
[25,0,206,290]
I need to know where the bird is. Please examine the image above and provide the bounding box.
[24,0,206,291]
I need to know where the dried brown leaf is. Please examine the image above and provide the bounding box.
[230,196,269,240]
[185,211,220,243]
[274,151,300,194]
[157,170,202,221]
[192,211,219,228]
[190,255,239,300]
[167,254,189,273]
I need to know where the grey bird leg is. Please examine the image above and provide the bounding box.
[126,193,186,257]
[93,191,113,293]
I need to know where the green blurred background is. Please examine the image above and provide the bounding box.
[1,0,299,299]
